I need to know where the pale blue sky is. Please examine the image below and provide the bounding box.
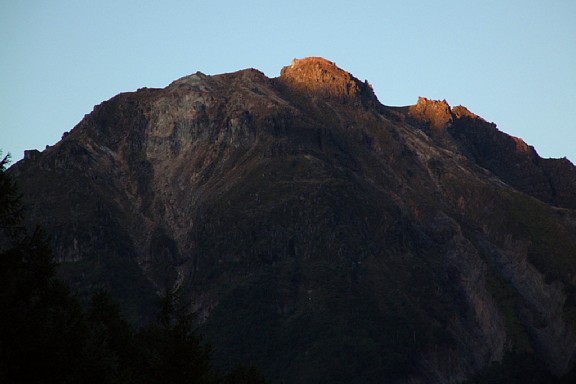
[1,0,575,162]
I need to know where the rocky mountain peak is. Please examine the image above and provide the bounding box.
[7,58,576,384]
[451,104,482,120]
[278,57,376,103]
[408,96,453,131]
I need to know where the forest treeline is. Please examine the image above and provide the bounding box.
[0,154,268,384]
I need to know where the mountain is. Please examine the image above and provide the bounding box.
[8,57,576,383]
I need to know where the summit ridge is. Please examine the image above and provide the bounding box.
[278,57,377,104]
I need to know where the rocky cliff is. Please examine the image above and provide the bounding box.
[9,57,576,383]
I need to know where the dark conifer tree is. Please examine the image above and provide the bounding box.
[135,288,215,384]
[0,153,87,383]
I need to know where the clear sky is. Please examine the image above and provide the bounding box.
[1,0,575,163]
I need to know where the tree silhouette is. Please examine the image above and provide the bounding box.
[0,152,270,383]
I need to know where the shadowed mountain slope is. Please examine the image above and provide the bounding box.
[8,57,576,383]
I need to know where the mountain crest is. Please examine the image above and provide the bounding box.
[451,104,481,120]
[408,96,453,131]
[279,57,376,103]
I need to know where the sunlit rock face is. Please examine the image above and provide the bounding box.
[280,57,364,97]
[9,57,576,383]
[278,57,379,108]
[408,97,453,131]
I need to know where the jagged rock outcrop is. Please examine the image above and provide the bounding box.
[279,57,378,106]
[408,97,453,132]
[404,96,576,209]
[8,57,576,383]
